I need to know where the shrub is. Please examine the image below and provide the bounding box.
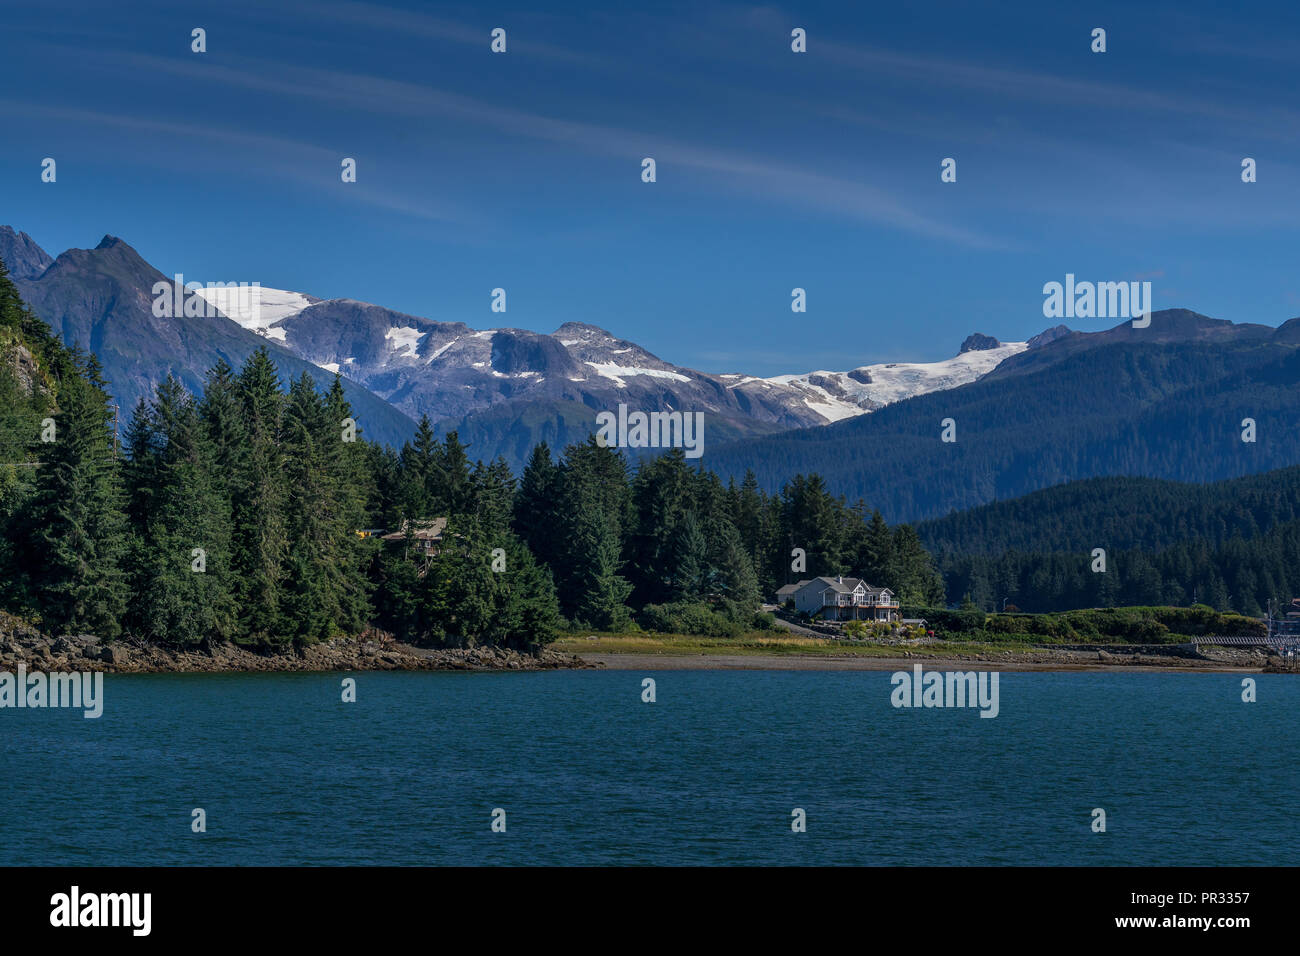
[638,601,745,637]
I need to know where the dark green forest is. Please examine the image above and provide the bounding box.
[917,470,1300,615]
[0,259,943,650]
[8,254,1297,639]
[706,313,1300,523]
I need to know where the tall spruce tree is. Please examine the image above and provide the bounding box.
[514,442,562,569]
[231,348,288,646]
[30,350,129,638]
[279,373,371,645]
[124,377,236,646]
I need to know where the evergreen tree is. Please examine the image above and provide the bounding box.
[436,431,474,515]
[663,510,709,602]
[396,415,441,520]
[575,519,633,630]
[279,373,371,645]
[886,525,946,606]
[471,457,516,538]
[231,348,288,645]
[29,350,129,638]
[124,377,236,646]
[707,517,761,613]
[554,436,631,620]
[514,442,562,568]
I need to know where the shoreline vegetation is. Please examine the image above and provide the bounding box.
[3,613,1296,674]
[557,634,1296,673]
[0,259,942,665]
[2,260,1298,678]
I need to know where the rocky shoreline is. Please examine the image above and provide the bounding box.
[0,615,596,674]
[4,611,1296,675]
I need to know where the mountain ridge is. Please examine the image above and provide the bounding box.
[705,309,1300,522]
[2,226,1052,468]
[0,227,418,446]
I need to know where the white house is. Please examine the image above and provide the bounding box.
[785,576,900,622]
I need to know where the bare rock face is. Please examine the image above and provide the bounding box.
[960,332,1001,353]
[3,342,41,396]
[0,226,55,279]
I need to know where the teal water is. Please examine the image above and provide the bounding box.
[1,670,1295,865]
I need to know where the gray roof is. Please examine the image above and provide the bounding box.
[813,576,866,593]
[787,576,895,596]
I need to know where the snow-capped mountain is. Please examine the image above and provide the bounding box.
[191,284,1040,432]
[0,225,1060,466]
[192,285,320,341]
[736,334,1030,423]
[0,230,417,447]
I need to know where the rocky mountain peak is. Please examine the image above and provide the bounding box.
[1026,324,1072,349]
[960,332,1001,353]
[0,226,55,279]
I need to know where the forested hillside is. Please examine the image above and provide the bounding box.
[917,468,1300,615]
[0,258,942,647]
[706,311,1300,522]
[917,469,1300,555]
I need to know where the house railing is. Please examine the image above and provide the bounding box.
[822,595,899,607]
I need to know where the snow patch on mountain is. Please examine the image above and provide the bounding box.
[426,339,459,361]
[385,326,423,357]
[763,341,1029,423]
[585,361,692,388]
[193,286,314,341]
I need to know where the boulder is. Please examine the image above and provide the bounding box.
[99,645,125,666]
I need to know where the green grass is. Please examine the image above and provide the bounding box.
[553,631,1033,658]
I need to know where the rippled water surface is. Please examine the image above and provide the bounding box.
[2,670,1295,865]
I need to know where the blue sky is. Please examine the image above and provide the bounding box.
[4,0,1300,374]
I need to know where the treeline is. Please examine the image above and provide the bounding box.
[706,336,1300,522]
[509,450,946,635]
[917,469,1300,556]
[936,531,1300,617]
[0,261,942,647]
[899,604,1265,644]
[917,467,1300,616]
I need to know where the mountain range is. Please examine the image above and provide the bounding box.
[705,309,1300,522]
[188,277,1048,444]
[10,226,1300,526]
[0,225,1049,465]
[0,228,417,446]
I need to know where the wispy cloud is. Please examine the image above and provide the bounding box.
[264,0,615,67]
[57,47,1007,248]
[0,97,466,225]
